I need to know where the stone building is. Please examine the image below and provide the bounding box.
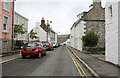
[0,0,14,52]
[70,0,105,52]
[105,0,120,66]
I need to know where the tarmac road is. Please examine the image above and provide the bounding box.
[2,45,92,77]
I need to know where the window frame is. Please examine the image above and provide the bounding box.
[2,39,8,52]
[2,14,9,33]
[3,0,10,12]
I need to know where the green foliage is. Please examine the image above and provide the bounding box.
[14,24,27,35]
[81,31,98,47]
[91,51,105,55]
[29,29,38,39]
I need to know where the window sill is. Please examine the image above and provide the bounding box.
[2,31,9,33]
[3,8,9,13]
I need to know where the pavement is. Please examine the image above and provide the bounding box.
[2,45,92,77]
[1,54,21,63]
[68,46,120,78]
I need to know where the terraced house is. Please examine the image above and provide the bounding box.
[0,0,14,52]
[70,0,105,52]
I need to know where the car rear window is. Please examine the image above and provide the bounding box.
[24,43,38,47]
[43,43,50,45]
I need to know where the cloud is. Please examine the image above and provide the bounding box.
[15,0,106,34]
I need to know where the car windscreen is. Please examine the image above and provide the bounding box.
[43,43,50,45]
[51,42,55,45]
[24,43,38,47]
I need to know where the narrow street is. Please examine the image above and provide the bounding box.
[2,45,92,77]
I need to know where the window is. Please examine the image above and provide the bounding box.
[3,15,9,33]
[3,0,9,12]
[2,39,8,52]
[16,16,19,24]
[108,5,112,23]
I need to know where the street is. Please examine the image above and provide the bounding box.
[2,45,92,77]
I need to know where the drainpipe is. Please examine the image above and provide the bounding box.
[12,0,15,50]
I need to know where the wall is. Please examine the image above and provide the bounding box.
[29,22,47,42]
[70,27,75,48]
[74,21,86,51]
[105,2,119,65]
[0,1,13,52]
[14,12,28,41]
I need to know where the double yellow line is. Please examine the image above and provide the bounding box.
[66,47,88,78]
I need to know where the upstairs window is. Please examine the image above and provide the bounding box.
[3,0,9,12]
[3,15,9,33]
[108,5,112,23]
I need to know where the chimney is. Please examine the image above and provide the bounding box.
[47,20,50,28]
[40,17,45,28]
[93,0,101,8]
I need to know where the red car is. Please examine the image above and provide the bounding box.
[22,42,46,59]
[42,42,54,51]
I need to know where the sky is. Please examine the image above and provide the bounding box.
[15,0,106,35]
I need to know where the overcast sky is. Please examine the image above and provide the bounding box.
[15,0,106,35]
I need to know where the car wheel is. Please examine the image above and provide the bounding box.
[38,52,42,58]
[22,55,26,59]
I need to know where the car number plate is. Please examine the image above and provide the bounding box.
[26,49,32,51]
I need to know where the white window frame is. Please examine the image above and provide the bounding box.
[2,14,9,33]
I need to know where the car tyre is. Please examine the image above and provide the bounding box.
[22,55,26,59]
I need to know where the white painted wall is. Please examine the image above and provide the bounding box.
[74,21,86,51]
[70,20,86,51]
[55,33,58,42]
[29,22,47,41]
[105,1,120,65]
[14,12,28,41]
[70,27,75,48]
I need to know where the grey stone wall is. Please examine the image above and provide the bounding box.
[85,21,105,48]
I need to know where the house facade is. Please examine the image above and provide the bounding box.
[29,22,47,42]
[70,13,86,51]
[40,18,57,42]
[14,12,28,41]
[105,0,120,66]
[70,0,105,52]
[0,0,14,52]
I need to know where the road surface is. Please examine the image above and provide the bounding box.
[2,45,93,77]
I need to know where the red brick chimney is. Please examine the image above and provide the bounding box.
[40,17,45,28]
[93,0,101,8]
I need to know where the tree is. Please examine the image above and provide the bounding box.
[29,29,38,40]
[81,31,98,47]
[14,24,27,38]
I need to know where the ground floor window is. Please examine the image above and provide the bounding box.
[2,39,8,52]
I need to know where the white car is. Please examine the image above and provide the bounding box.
[50,41,58,48]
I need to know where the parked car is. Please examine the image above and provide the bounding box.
[51,41,59,48]
[42,42,54,51]
[21,42,46,59]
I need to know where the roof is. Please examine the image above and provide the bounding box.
[15,12,28,20]
[70,5,105,30]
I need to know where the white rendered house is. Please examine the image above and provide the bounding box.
[29,22,47,42]
[105,0,120,66]
[70,12,86,51]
